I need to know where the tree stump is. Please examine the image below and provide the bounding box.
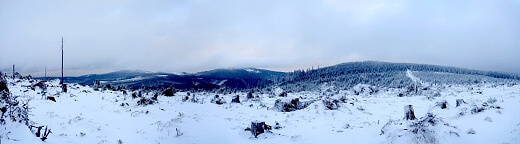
[404,105,416,120]
[231,95,240,103]
[251,121,265,138]
[162,87,175,96]
[62,84,67,93]
[47,96,56,102]
[247,92,254,99]
[0,80,8,93]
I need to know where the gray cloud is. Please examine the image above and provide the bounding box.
[1,0,519,76]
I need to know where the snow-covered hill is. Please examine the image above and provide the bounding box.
[278,61,520,92]
[2,73,520,144]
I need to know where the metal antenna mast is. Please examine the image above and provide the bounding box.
[61,37,64,85]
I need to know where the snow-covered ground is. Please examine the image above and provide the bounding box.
[2,78,520,144]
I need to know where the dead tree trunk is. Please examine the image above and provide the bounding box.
[404,105,416,120]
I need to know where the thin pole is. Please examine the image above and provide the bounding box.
[61,37,64,85]
[12,64,15,79]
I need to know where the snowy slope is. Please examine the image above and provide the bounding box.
[1,77,520,144]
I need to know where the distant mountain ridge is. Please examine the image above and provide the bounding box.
[195,68,285,80]
[56,68,285,90]
[37,61,520,91]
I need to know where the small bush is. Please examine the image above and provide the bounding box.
[137,97,156,106]
[278,92,287,97]
[470,100,501,114]
[274,98,313,112]
[487,98,497,104]
[467,129,476,134]
[211,95,226,105]
[273,121,283,129]
[381,113,458,144]
[189,94,203,104]
[456,99,465,107]
[1,91,30,125]
[436,100,448,109]
[470,105,485,114]
[322,99,340,110]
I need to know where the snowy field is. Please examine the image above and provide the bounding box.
[2,77,520,144]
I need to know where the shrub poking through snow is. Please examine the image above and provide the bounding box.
[278,91,287,97]
[381,112,460,144]
[357,106,365,111]
[247,91,254,99]
[322,98,340,110]
[425,90,441,99]
[484,116,492,122]
[470,100,502,114]
[352,84,378,96]
[1,91,30,125]
[467,128,476,134]
[273,121,283,129]
[407,113,439,143]
[487,97,497,104]
[137,94,158,106]
[471,105,485,114]
[211,95,226,105]
[456,99,465,107]
[436,100,448,109]
[274,98,313,112]
[189,94,203,104]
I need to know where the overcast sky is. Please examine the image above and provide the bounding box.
[1,0,519,76]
